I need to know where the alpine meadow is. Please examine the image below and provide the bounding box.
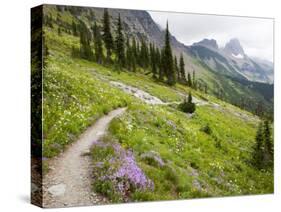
[31,4,274,208]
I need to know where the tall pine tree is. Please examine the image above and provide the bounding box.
[150,43,157,78]
[179,53,186,83]
[79,20,93,61]
[131,37,137,72]
[163,22,176,85]
[187,72,192,87]
[174,56,179,81]
[264,120,273,165]
[192,70,197,89]
[253,122,264,169]
[155,47,161,79]
[115,14,125,67]
[140,39,149,68]
[159,48,165,81]
[102,9,113,63]
[92,21,103,64]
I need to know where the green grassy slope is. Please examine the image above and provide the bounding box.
[42,5,273,202]
[107,103,273,201]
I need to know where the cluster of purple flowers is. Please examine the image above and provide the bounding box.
[113,150,154,193]
[92,140,154,197]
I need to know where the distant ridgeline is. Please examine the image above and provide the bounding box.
[43,5,273,119]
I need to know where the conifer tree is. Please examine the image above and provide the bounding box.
[115,14,125,67]
[159,48,165,81]
[150,43,157,78]
[179,53,186,83]
[131,37,137,72]
[155,47,161,79]
[131,37,137,58]
[72,20,78,36]
[140,39,149,68]
[163,22,176,85]
[174,56,179,81]
[125,37,132,70]
[187,72,192,87]
[131,51,137,72]
[252,120,273,169]
[264,120,273,164]
[78,21,94,61]
[92,22,103,64]
[136,41,141,66]
[102,9,113,63]
[253,122,264,169]
[192,70,197,89]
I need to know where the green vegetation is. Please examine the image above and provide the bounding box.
[106,102,273,201]
[103,8,114,63]
[179,53,187,83]
[178,92,196,114]
[252,120,273,170]
[42,51,132,157]
[41,4,274,203]
[162,22,176,85]
[114,14,126,67]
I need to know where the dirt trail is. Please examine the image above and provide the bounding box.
[110,81,164,105]
[109,81,257,121]
[110,81,208,106]
[42,108,126,208]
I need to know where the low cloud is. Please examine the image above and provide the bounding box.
[149,11,273,62]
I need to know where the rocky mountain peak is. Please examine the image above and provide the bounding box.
[193,38,219,49]
[224,38,245,56]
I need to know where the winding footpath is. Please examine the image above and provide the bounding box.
[43,108,126,208]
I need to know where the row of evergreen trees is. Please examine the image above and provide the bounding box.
[69,9,197,87]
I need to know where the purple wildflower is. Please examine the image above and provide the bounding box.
[113,151,151,190]
[92,140,154,198]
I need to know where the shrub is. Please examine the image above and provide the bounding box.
[178,92,196,114]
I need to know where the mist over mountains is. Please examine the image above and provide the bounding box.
[188,38,273,83]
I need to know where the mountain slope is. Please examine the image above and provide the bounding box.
[44,5,273,115]
[188,38,273,83]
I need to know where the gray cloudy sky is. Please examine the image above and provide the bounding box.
[148,11,274,62]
